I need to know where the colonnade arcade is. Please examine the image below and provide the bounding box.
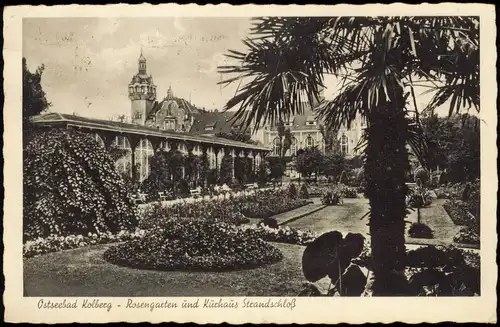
[93,132,267,183]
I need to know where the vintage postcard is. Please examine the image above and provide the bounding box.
[3,3,497,324]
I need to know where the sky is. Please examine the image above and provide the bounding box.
[23,17,456,120]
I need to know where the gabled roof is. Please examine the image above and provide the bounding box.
[267,104,321,131]
[189,110,233,134]
[147,96,200,120]
[30,113,271,151]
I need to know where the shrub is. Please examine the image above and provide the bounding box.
[299,184,310,199]
[406,185,433,208]
[23,129,138,241]
[338,184,358,198]
[321,189,343,205]
[453,226,480,245]
[103,219,283,271]
[405,245,480,296]
[300,231,367,296]
[414,167,430,186]
[259,217,279,229]
[177,179,190,197]
[288,183,298,198]
[408,223,434,239]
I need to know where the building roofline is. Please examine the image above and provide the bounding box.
[31,113,271,151]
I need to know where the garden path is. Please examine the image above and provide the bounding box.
[285,198,478,249]
[284,198,370,236]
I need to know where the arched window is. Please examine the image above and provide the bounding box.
[272,137,281,156]
[159,140,170,152]
[179,143,188,155]
[341,134,349,155]
[306,135,315,148]
[112,136,132,176]
[93,133,105,148]
[135,138,154,182]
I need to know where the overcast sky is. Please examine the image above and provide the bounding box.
[23,17,456,120]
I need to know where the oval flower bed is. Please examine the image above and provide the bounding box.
[103,219,283,271]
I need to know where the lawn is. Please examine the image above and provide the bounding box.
[24,242,329,297]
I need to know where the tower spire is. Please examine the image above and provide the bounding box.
[138,48,147,75]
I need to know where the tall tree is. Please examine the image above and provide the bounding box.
[219,17,478,295]
[23,57,50,128]
[319,123,340,154]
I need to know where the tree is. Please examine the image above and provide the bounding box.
[296,147,324,180]
[23,57,51,133]
[421,113,480,182]
[276,120,293,183]
[322,152,346,182]
[319,124,340,154]
[265,156,285,183]
[219,17,478,295]
[220,155,233,184]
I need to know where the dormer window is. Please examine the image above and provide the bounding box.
[205,122,216,132]
[306,116,317,126]
[164,118,176,131]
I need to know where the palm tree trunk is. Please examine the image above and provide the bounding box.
[365,94,410,296]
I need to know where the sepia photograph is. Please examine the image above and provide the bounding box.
[3,3,497,324]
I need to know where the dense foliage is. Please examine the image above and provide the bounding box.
[441,179,480,244]
[23,129,138,241]
[103,219,283,271]
[421,114,480,183]
[296,147,324,179]
[23,57,50,129]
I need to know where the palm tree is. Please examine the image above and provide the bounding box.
[218,17,479,295]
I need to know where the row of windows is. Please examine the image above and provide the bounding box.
[271,134,350,156]
[129,85,156,94]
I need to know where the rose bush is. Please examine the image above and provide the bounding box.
[103,219,283,271]
[23,129,138,241]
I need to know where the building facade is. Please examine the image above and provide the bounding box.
[250,105,367,158]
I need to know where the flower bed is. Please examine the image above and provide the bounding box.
[23,229,146,258]
[305,183,358,199]
[140,199,250,229]
[103,219,283,271]
[453,226,480,245]
[240,224,319,246]
[140,189,309,228]
[443,199,478,227]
